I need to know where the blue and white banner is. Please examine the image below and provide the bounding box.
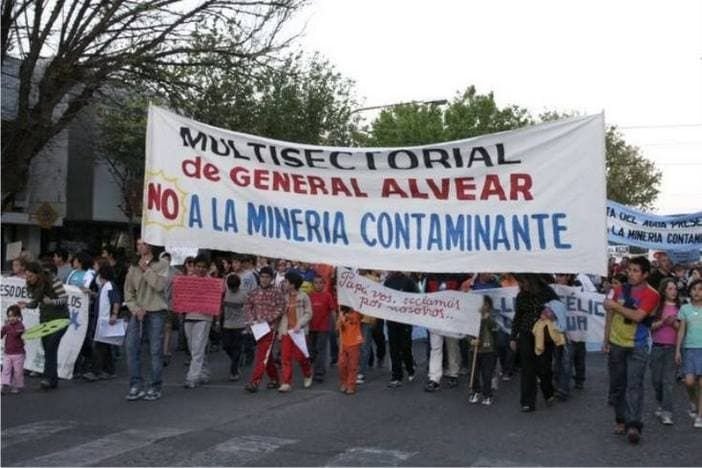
[144,106,607,275]
[607,201,702,252]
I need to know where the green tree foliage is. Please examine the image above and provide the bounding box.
[605,126,661,209]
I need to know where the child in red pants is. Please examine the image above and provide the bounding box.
[2,305,26,394]
[337,305,363,395]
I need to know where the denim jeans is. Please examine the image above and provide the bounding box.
[570,341,587,385]
[608,343,649,431]
[360,323,374,375]
[309,331,329,378]
[126,310,166,391]
[42,327,67,385]
[649,344,675,414]
[553,344,572,398]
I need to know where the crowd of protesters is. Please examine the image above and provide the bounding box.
[2,245,702,444]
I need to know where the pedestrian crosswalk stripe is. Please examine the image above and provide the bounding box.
[1,420,80,449]
[15,427,187,467]
[176,435,298,466]
[326,447,417,466]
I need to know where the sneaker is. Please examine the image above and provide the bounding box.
[229,373,241,382]
[98,372,116,380]
[339,386,348,393]
[387,380,402,388]
[660,413,673,425]
[491,375,500,390]
[521,405,535,412]
[468,392,481,404]
[694,416,702,429]
[10,387,20,394]
[626,427,640,445]
[356,375,365,384]
[244,383,259,393]
[654,407,663,418]
[344,388,356,395]
[266,381,280,389]
[83,372,98,382]
[446,376,458,388]
[407,373,416,382]
[278,383,292,393]
[39,379,57,390]
[481,396,494,406]
[303,377,313,388]
[501,373,512,382]
[143,388,162,401]
[125,387,145,401]
[689,403,698,419]
[184,380,197,389]
[424,380,441,392]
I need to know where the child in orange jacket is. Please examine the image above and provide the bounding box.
[337,305,363,395]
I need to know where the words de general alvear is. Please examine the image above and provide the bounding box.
[180,127,534,201]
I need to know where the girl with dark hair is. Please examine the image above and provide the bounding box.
[509,273,558,412]
[649,278,680,425]
[18,262,69,390]
[66,251,95,290]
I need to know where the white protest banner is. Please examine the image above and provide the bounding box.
[0,277,89,379]
[143,106,607,275]
[337,270,482,337]
[476,285,606,346]
[607,200,702,251]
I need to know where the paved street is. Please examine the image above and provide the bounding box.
[2,342,700,467]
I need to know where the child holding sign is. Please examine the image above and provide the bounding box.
[1,305,25,394]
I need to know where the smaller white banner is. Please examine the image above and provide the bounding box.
[337,269,482,337]
[0,277,89,379]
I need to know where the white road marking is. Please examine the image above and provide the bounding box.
[177,434,298,466]
[1,420,79,449]
[16,427,187,467]
[326,447,417,467]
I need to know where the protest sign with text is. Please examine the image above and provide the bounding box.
[143,106,607,274]
[0,277,89,379]
[476,285,605,345]
[172,275,224,315]
[607,200,702,251]
[337,270,482,336]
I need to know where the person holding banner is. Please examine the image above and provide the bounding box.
[183,255,217,389]
[510,274,558,412]
[277,272,313,393]
[124,239,169,402]
[603,256,660,444]
[244,267,286,393]
[383,271,419,388]
[19,262,69,390]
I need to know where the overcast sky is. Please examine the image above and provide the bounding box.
[290,0,702,215]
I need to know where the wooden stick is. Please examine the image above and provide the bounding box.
[468,341,479,391]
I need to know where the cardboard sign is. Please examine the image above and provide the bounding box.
[171,275,224,315]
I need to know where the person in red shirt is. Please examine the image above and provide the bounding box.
[308,275,337,382]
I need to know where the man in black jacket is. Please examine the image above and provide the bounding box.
[383,271,419,388]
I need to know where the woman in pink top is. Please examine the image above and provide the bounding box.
[649,278,680,425]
